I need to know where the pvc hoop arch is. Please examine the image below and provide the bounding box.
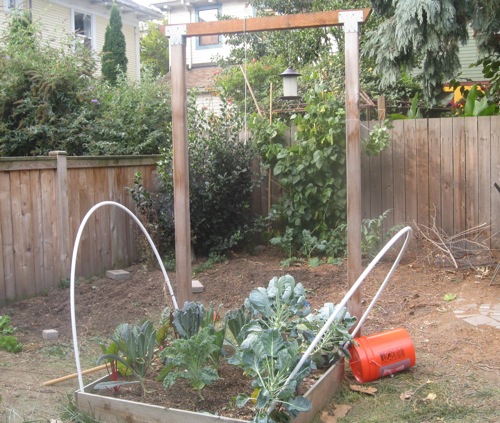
[70,201,178,393]
[269,225,413,414]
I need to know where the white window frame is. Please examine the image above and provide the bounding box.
[196,5,222,50]
[71,9,96,51]
[4,0,23,12]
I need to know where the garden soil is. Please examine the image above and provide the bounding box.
[0,242,499,422]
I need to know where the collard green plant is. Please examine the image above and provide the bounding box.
[244,275,310,333]
[158,327,220,399]
[96,321,156,395]
[230,329,313,423]
[294,303,356,368]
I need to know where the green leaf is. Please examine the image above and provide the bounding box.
[443,293,457,301]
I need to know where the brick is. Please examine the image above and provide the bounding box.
[106,269,131,281]
[192,279,205,293]
[42,329,59,341]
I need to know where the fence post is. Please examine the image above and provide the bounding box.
[49,151,70,280]
[377,96,386,121]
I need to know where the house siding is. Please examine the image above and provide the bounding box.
[458,28,485,82]
[1,0,149,81]
[166,0,253,68]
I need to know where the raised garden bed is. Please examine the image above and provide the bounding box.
[75,359,344,423]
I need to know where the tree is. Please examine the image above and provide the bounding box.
[140,21,170,78]
[102,3,128,84]
[365,0,500,103]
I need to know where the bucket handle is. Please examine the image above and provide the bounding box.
[268,225,413,414]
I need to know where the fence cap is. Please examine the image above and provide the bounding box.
[49,151,68,156]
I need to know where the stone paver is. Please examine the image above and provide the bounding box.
[453,302,500,329]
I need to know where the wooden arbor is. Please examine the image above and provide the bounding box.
[165,8,371,322]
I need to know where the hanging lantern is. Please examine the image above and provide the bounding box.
[279,67,301,99]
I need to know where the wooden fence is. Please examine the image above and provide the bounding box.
[1,116,499,304]
[360,116,500,248]
[252,116,500,248]
[0,153,159,305]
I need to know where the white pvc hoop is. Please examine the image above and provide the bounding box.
[70,201,178,392]
[269,225,413,413]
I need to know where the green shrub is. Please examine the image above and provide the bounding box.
[135,95,258,257]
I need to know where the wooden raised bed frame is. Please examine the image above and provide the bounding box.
[75,360,344,423]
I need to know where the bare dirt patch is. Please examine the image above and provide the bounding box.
[0,244,499,422]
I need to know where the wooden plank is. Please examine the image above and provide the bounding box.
[452,118,466,234]
[440,118,454,236]
[93,168,111,275]
[345,28,362,323]
[465,117,479,230]
[404,119,417,225]
[491,117,500,249]
[360,122,371,220]
[391,121,406,226]
[0,157,56,171]
[40,170,56,291]
[380,121,394,233]
[168,8,372,37]
[20,170,36,297]
[368,121,383,221]
[30,170,45,295]
[415,119,429,226]
[171,42,193,307]
[109,167,121,270]
[427,118,442,229]
[10,172,26,299]
[67,155,160,169]
[77,169,92,278]
[476,117,491,226]
[0,173,11,304]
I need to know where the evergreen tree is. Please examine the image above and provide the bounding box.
[140,20,169,77]
[102,3,128,84]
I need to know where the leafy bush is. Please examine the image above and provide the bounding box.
[0,11,171,157]
[0,315,22,353]
[252,81,347,257]
[135,95,258,257]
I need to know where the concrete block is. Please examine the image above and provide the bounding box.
[106,269,131,281]
[462,315,495,327]
[42,329,59,341]
[192,279,205,293]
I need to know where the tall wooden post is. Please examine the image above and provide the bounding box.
[340,11,364,325]
[49,151,70,280]
[168,25,192,307]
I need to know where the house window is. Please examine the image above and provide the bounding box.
[73,11,93,49]
[197,6,221,49]
[4,0,23,11]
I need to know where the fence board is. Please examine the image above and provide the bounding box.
[41,170,56,290]
[440,118,454,235]
[453,119,466,234]
[491,118,500,249]
[30,171,45,295]
[404,120,417,224]
[465,118,479,230]
[0,172,15,304]
[477,117,491,233]
[380,125,394,232]
[428,118,441,228]
[391,121,406,225]
[368,121,383,220]
[361,123,371,219]
[416,119,429,226]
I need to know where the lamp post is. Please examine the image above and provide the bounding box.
[279,67,301,100]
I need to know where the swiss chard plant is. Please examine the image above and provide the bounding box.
[96,320,157,395]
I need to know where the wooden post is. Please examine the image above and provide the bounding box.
[340,11,364,327]
[49,151,70,281]
[377,95,386,121]
[168,26,192,307]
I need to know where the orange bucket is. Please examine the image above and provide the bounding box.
[348,328,416,383]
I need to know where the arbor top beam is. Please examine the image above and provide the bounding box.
[166,8,371,38]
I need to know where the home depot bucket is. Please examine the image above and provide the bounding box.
[348,328,416,383]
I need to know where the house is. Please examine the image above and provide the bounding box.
[152,0,253,109]
[0,0,163,81]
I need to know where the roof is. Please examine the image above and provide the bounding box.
[93,0,164,20]
[165,66,222,91]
